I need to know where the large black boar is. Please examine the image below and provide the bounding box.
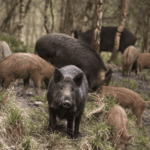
[74,27,137,54]
[35,33,107,92]
[47,65,89,139]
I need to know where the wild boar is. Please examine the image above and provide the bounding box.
[74,27,137,54]
[106,106,133,149]
[47,65,89,139]
[98,86,147,125]
[138,53,150,72]
[35,33,107,92]
[0,53,54,96]
[121,46,139,76]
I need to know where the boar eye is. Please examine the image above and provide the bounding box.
[71,88,74,92]
[60,86,64,90]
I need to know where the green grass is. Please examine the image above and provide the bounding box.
[110,77,139,92]
[0,32,34,53]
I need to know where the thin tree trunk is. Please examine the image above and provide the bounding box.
[10,0,32,35]
[26,16,30,45]
[31,8,36,46]
[134,22,141,37]
[146,16,149,52]
[59,0,65,33]
[63,0,74,35]
[49,0,54,32]
[24,0,32,18]
[142,15,149,53]
[82,0,94,32]
[0,0,20,32]
[18,0,25,42]
[108,0,130,63]
[91,0,103,54]
[44,0,50,34]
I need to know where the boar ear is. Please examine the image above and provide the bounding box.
[54,68,64,83]
[73,73,83,87]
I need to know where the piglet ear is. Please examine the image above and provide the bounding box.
[54,68,64,83]
[73,73,83,87]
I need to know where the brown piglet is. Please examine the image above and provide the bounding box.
[121,46,139,76]
[98,86,147,125]
[0,53,54,96]
[106,105,133,149]
[138,53,150,72]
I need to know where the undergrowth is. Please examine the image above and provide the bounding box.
[0,32,34,53]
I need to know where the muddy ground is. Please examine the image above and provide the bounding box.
[8,67,150,150]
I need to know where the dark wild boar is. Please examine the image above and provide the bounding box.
[47,65,89,139]
[107,106,133,150]
[35,33,107,92]
[138,53,150,72]
[98,86,147,125]
[121,46,139,76]
[0,53,54,96]
[74,27,137,54]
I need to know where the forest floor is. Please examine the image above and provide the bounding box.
[1,65,150,150]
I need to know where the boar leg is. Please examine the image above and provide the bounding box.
[128,64,133,76]
[48,108,56,133]
[132,108,143,125]
[67,116,74,138]
[33,79,41,96]
[2,78,12,91]
[18,76,30,96]
[136,60,139,74]
[44,78,49,89]
[73,114,82,139]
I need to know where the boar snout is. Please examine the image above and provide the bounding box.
[62,99,72,108]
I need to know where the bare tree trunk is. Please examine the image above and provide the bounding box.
[10,0,32,35]
[59,0,65,33]
[44,0,50,34]
[142,15,149,53]
[146,16,149,52]
[118,0,124,24]
[82,0,94,32]
[18,0,25,43]
[134,22,141,37]
[24,0,32,18]
[91,0,103,54]
[31,8,36,46]
[108,0,130,63]
[26,16,30,45]
[49,0,54,32]
[63,0,74,35]
[0,0,20,32]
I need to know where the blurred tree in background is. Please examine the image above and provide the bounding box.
[0,0,150,53]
